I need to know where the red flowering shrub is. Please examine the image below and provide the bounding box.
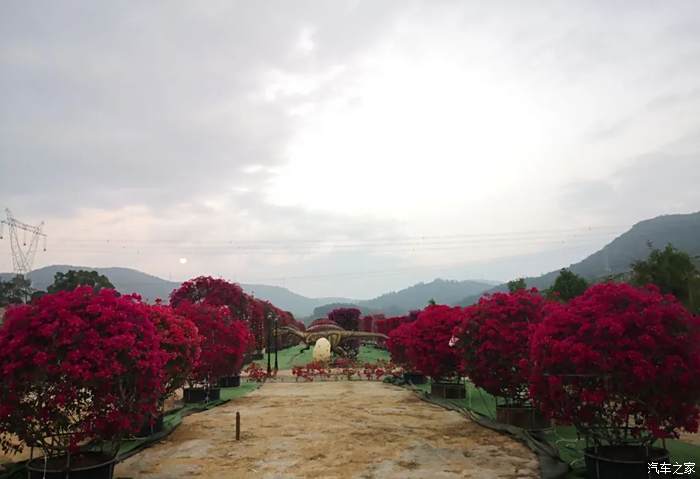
[529,282,700,445]
[292,361,332,381]
[328,308,360,331]
[170,276,273,355]
[452,289,545,404]
[386,321,414,369]
[147,303,201,399]
[175,302,253,385]
[360,314,384,332]
[248,299,266,353]
[170,276,250,318]
[0,287,168,456]
[401,305,467,381]
[244,362,268,382]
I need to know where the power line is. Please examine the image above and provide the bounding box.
[48,224,626,248]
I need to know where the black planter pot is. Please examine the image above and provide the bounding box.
[584,445,669,479]
[27,452,115,479]
[136,413,165,437]
[495,405,551,431]
[183,387,221,403]
[218,376,241,388]
[430,381,466,399]
[403,372,427,384]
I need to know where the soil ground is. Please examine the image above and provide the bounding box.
[115,381,539,479]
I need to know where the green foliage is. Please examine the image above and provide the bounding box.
[427,298,436,306]
[631,244,700,311]
[47,269,114,294]
[0,275,32,306]
[545,269,588,302]
[507,278,527,292]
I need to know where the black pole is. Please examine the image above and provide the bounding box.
[274,316,279,372]
[266,313,272,375]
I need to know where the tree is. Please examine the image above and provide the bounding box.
[507,278,527,292]
[631,244,699,310]
[0,287,168,458]
[545,269,588,302]
[47,269,114,294]
[453,289,546,405]
[327,307,361,331]
[0,275,33,306]
[529,282,700,446]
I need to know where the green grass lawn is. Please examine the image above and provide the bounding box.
[247,344,391,370]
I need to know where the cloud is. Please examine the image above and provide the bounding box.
[1,1,700,296]
[559,133,700,224]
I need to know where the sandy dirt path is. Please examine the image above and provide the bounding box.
[115,381,538,479]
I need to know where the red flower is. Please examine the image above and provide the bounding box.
[529,282,700,445]
[147,304,201,399]
[388,305,467,380]
[174,302,253,385]
[0,287,168,456]
[452,289,546,404]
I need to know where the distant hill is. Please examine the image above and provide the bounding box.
[238,283,355,317]
[301,278,496,322]
[1,265,496,319]
[358,278,494,315]
[0,266,355,316]
[460,211,700,304]
[0,265,180,302]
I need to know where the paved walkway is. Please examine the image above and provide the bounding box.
[116,381,539,479]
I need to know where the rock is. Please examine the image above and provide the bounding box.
[312,337,331,363]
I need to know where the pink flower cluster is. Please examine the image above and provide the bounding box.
[452,289,545,403]
[529,283,700,441]
[387,305,466,381]
[0,288,169,453]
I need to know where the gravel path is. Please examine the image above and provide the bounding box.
[116,381,539,479]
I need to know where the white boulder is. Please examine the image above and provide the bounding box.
[312,337,331,363]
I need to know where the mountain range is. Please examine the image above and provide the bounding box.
[0,265,495,319]
[2,211,699,319]
[459,211,700,304]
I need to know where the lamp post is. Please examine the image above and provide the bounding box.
[266,312,272,376]
[274,315,279,373]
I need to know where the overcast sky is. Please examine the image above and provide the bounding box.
[1,1,699,298]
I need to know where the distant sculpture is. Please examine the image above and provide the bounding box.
[277,326,388,357]
[312,338,331,363]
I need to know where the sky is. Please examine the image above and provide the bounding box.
[1,1,699,298]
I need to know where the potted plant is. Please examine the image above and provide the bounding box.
[170,276,260,381]
[139,303,201,436]
[0,287,168,479]
[402,305,467,398]
[387,319,426,384]
[452,289,550,430]
[175,302,252,402]
[529,283,700,479]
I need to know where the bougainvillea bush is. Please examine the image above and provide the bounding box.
[328,308,361,331]
[400,305,467,381]
[170,276,250,319]
[452,289,545,404]
[386,321,414,369]
[529,282,700,445]
[0,287,168,457]
[175,302,253,386]
[148,302,201,399]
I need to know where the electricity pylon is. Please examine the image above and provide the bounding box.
[0,209,47,277]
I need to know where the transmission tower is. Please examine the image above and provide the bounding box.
[0,209,47,277]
